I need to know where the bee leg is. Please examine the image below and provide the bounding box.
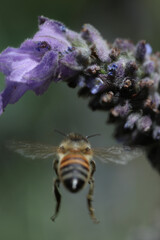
[51,178,61,222]
[53,159,58,175]
[87,160,99,224]
[90,159,96,177]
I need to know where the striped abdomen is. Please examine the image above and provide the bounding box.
[59,154,90,193]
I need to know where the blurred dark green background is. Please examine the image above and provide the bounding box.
[0,0,160,240]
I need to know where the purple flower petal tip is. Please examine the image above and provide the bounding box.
[81,24,109,62]
[135,40,147,62]
[124,113,141,129]
[113,38,135,52]
[153,126,160,140]
[111,101,130,118]
[137,115,152,132]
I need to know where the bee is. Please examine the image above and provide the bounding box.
[7,131,142,223]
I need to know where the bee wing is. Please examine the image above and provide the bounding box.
[6,140,57,160]
[93,146,143,165]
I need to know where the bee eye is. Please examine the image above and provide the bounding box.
[59,146,65,153]
[84,147,90,153]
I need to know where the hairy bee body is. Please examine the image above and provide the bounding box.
[55,133,94,193]
[51,132,98,222]
[7,131,142,223]
[58,153,91,193]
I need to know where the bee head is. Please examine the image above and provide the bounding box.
[56,132,90,155]
[67,132,89,142]
[55,130,100,155]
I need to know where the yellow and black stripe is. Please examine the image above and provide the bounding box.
[59,154,90,193]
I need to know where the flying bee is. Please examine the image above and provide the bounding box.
[7,131,142,223]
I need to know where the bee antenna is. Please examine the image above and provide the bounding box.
[54,129,67,137]
[86,133,101,139]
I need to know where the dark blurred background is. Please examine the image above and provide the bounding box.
[0,0,160,240]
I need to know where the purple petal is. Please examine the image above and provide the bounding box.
[23,51,58,84]
[34,17,71,52]
[111,101,130,117]
[143,60,155,75]
[137,116,152,132]
[0,47,36,76]
[60,52,83,70]
[55,63,78,82]
[85,77,104,94]
[124,113,141,129]
[113,38,135,52]
[135,40,146,62]
[20,39,51,59]
[153,126,160,140]
[153,93,160,109]
[90,78,104,94]
[81,24,109,62]
[1,80,29,107]
[0,43,59,111]
[146,43,152,55]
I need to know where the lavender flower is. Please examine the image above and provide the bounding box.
[1,16,160,172]
[0,16,90,113]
